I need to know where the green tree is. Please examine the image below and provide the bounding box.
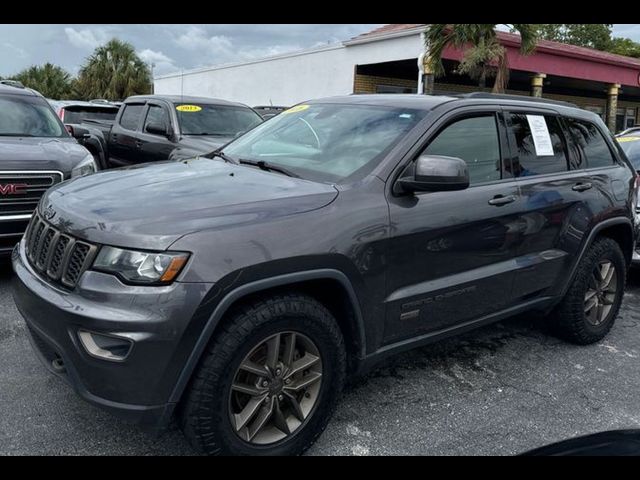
[534,24,613,50]
[424,24,537,93]
[74,39,151,101]
[10,63,73,99]
[607,37,640,58]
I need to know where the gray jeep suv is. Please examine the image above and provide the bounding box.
[12,93,638,455]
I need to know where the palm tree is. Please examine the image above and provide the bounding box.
[74,39,151,101]
[11,63,73,99]
[424,24,537,93]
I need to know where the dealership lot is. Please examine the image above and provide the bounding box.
[0,260,639,456]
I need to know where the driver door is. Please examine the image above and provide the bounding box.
[137,102,176,164]
[384,108,524,344]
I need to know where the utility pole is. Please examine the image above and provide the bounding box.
[150,62,156,94]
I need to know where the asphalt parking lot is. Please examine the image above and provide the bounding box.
[1,260,640,456]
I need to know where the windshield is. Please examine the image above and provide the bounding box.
[222,103,427,183]
[0,94,66,137]
[176,104,263,136]
[617,135,640,170]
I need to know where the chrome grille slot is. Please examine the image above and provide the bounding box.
[24,212,98,289]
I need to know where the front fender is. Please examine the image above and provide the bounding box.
[168,268,367,405]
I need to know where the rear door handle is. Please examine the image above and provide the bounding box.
[572,182,593,192]
[135,140,143,148]
[488,194,517,206]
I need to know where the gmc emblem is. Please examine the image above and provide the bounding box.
[0,184,28,195]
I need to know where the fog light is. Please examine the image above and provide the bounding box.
[78,331,133,361]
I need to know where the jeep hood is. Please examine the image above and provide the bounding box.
[41,158,338,250]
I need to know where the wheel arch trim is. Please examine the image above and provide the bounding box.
[560,216,634,297]
[168,269,366,404]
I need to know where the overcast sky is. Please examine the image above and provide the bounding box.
[2,24,640,78]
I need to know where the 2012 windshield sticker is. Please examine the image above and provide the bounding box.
[176,105,202,112]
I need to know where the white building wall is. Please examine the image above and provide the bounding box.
[154,33,423,107]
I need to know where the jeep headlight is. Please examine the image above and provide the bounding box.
[93,246,189,284]
[71,153,97,178]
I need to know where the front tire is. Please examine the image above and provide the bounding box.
[550,237,626,345]
[179,293,346,456]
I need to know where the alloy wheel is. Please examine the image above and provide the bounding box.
[584,260,618,326]
[228,331,323,445]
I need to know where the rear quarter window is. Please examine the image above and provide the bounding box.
[566,118,616,169]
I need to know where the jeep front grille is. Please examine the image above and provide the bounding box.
[24,212,98,288]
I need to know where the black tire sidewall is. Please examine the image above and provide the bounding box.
[579,244,626,337]
[183,298,346,456]
[554,237,626,344]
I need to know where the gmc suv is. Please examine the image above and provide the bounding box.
[0,82,97,257]
[12,93,638,455]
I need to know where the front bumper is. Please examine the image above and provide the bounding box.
[11,240,214,431]
[0,215,30,256]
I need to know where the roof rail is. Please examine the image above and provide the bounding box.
[458,92,578,108]
[0,79,25,88]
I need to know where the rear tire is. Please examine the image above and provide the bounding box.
[179,293,346,456]
[550,237,626,345]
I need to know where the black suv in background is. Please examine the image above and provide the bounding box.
[12,93,638,455]
[0,83,97,256]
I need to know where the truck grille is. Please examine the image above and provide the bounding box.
[24,212,98,289]
[0,171,63,216]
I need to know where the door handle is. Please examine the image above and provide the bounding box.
[572,182,593,192]
[488,194,517,206]
[135,140,143,148]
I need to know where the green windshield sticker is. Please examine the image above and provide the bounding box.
[617,136,640,143]
[282,105,310,115]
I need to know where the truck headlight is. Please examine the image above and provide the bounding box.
[93,246,189,284]
[71,153,97,178]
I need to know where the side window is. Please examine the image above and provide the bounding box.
[423,115,502,184]
[506,113,568,177]
[119,104,145,131]
[144,105,170,133]
[566,118,616,169]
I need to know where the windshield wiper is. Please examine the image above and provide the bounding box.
[206,150,239,165]
[0,133,35,137]
[238,159,300,178]
[184,132,228,136]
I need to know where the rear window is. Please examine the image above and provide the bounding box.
[119,104,145,131]
[62,106,118,124]
[0,94,65,137]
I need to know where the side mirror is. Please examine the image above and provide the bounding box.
[146,122,170,137]
[397,155,470,193]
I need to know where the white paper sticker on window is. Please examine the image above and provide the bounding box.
[526,115,555,157]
